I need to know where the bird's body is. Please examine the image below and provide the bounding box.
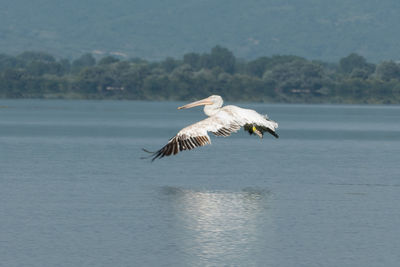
[145,95,278,160]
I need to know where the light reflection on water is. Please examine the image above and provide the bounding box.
[161,187,272,265]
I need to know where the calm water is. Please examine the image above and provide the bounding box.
[1,99,399,267]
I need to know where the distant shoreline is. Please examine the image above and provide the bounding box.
[1,48,400,105]
[1,95,398,106]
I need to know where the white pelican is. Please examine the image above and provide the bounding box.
[145,95,278,160]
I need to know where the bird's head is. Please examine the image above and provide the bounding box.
[178,95,223,110]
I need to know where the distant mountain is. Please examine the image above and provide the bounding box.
[1,0,400,62]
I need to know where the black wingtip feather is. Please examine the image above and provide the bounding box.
[267,128,279,138]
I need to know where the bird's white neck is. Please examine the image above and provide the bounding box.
[204,105,221,116]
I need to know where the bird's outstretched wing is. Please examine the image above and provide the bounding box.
[144,111,243,161]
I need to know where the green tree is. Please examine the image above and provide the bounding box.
[59,59,71,74]
[72,53,96,73]
[246,57,271,77]
[263,60,328,95]
[161,57,179,72]
[17,51,56,63]
[376,61,400,81]
[183,53,201,70]
[339,53,375,76]
[209,45,236,74]
[98,56,120,65]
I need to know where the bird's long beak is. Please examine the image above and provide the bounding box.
[177,97,213,109]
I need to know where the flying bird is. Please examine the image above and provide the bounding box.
[144,95,278,161]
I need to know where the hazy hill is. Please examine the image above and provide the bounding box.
[1,0,400,62]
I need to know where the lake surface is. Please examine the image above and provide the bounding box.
[1,99,399,267]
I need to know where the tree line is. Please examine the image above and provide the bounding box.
[1,46,400,103]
